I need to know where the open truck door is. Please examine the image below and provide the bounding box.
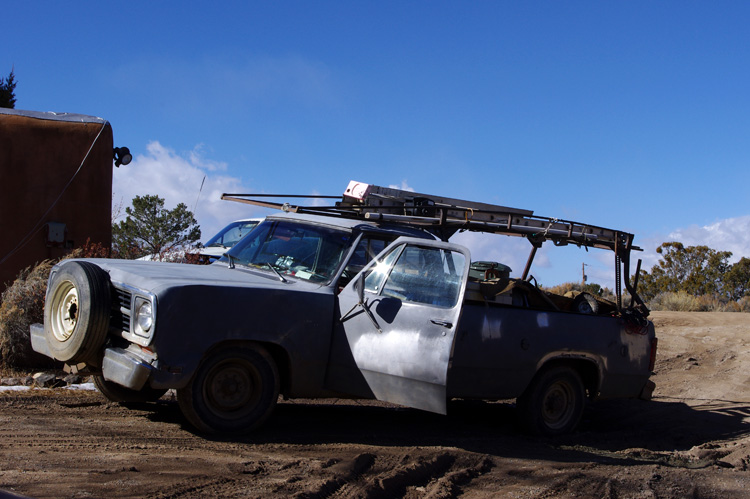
[332,238,470,414]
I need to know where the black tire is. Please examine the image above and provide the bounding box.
[573,292,599,315]
[93,375,168,403]
[177,344,280,434]
[517,366,585,437]
[44,261,111,364]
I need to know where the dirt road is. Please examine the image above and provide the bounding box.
[1,311,750,498]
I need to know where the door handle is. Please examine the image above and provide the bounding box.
[430,319,453,329]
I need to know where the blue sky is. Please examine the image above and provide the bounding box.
[4,2,750,288]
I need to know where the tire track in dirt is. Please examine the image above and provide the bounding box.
[358,453,455,499]
[145,476,238,499]
[295,452,494,499]
[295,452,376,498]
[417,455,494,498]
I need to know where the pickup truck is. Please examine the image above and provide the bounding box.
[31,181,657,437]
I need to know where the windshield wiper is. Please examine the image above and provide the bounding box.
[264,262,288,283]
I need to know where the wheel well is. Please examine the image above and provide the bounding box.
[537,357,600,399]
[202,340,291,396]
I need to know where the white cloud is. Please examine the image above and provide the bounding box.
[634,215,750,277]
[388,180,415,192]
[666,216,750,263]
[538,215,750,290]
[625,215,750,291]
[112,141,267,242]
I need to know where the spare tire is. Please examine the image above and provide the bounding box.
[44,261,111,364]
[573,292,599,315]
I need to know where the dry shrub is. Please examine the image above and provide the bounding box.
[649,292,750,312]
[0,260,57,369]
[0,239,111,370]
[67,239,112,259]
[649,291,701,312]
[181,251,211,265]
[724,296,750,313]
[695,295,726,312]
[544,281,621,304]
[545,282,580,296]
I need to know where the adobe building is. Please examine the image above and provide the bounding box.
[0,109,123,292]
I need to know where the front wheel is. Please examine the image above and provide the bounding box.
[177,344,280,434]
[517,366,585,436]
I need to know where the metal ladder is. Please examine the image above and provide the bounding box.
[223,180,640,253]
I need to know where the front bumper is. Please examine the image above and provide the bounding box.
[101,347,153,390]
[30,323,154,390]
[30,323,52,358]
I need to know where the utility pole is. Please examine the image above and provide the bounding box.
[582,263,588,289]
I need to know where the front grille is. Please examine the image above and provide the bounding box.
[112,287,132,332]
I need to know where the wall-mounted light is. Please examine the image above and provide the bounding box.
[114,146,132,167]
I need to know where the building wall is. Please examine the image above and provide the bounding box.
[0,110,113,291]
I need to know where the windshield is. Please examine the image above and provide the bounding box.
[205,220,260,248]
[221,219,352,282]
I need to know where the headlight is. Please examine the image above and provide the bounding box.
[133,297,154,337]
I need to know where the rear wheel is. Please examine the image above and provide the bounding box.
[44,261,111,364]
[517,366,585,436]
[93,375,168,403]
[177,344,279,434]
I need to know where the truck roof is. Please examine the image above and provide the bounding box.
[265,211,438,240]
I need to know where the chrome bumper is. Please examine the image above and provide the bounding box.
[30,323,152,391]
[102,347,153,390]
[30,323,51,357]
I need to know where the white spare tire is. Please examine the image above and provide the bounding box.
[44,261,111,364]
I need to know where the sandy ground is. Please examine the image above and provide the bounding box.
[1,311,750,498]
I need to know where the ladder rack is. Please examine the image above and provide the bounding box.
[222,180,641,254]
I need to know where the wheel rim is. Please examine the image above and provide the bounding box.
[203,359,261,420]
[541,380,575,430]
[50,280,79,342]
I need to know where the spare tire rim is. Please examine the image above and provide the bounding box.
[51,280,79,342]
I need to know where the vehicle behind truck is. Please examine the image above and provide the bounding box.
[31,181,656,436]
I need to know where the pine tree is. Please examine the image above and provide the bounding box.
[0,69,17,109]
[112,194,201,259]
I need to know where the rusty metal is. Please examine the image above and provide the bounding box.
[222,182,642,254]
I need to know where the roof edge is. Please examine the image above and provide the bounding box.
[0,108,107,124]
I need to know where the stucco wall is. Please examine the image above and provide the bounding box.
[0,110,113,291]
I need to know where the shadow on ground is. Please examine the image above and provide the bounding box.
[142,394,750,467]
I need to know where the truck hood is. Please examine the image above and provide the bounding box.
[72,258,312,295]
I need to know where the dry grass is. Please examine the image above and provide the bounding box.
[0,260,57,369]
[648,291,700,311]
[648,291,750,312]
